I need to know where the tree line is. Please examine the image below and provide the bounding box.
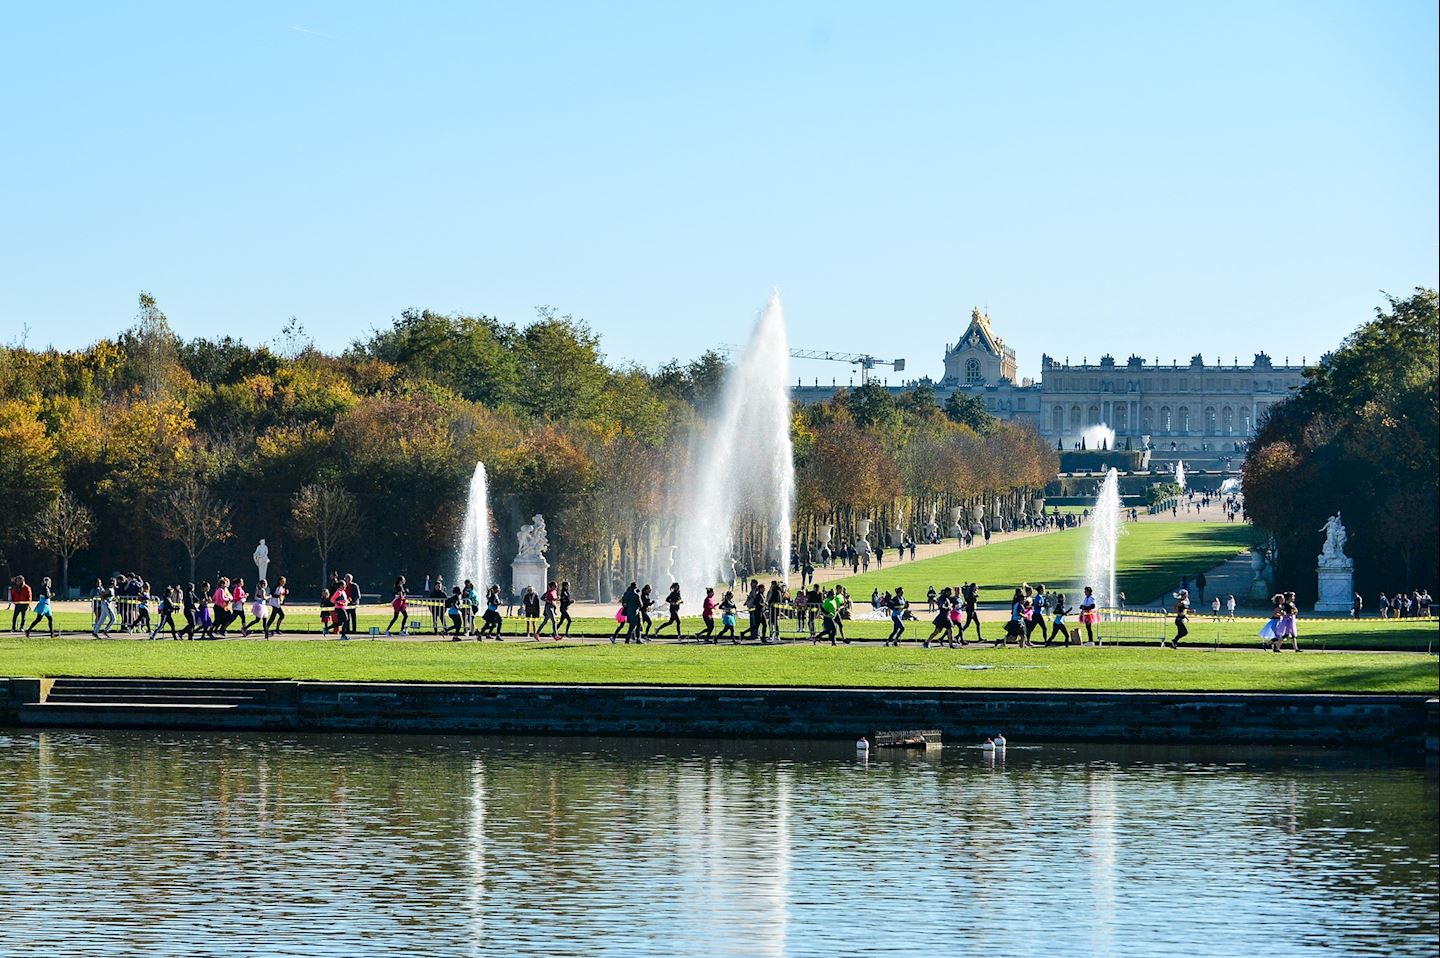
[1242,289,1438,599]
[0,295,1055,598]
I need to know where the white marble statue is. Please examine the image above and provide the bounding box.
[1318,512,1350,566]
[1315,514,1354,612]
[516,514,549,558]
[253,539,269,583]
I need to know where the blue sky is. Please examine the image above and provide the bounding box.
[3,1,1436,383]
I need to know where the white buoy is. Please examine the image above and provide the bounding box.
[994,733,1007,748]
[981,738,996,752]
[855,736,870,751]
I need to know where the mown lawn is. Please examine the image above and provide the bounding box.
[828,521,1251,603]
[1,639,1435,694]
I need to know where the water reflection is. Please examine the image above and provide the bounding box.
[0,731,1434,957]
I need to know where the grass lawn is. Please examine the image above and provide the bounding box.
[18,608,1437,652]
[1,638,1434,693]
[829,521,1251,604]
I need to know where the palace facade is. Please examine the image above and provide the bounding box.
[792,308,1307,458]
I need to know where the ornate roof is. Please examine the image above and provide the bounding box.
[949,307,1005,356]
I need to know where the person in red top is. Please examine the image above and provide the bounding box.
[330,582,350,639]
[10,576,32,633]
[385,576,408,635]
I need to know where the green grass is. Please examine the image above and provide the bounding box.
[1,638,1433,693]
[17,607,1437,651]
[830,521,1251,603]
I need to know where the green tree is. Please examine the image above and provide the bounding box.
[1244,289,1438,594]
[944,392,998,434]
[847,381,898,429]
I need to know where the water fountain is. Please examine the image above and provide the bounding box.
[1174,460,1187,491]
[456,461,492,588]
[674,292,796,589]
[1083,467,1123,610]
[1080,423,1116,451]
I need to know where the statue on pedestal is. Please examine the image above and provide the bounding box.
[511,514,550,599]
[1314,512,1355,613]
[253,539,270,584]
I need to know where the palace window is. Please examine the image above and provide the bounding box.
[1087,404,1100,426]
[1204,406,1217,433]
[1179,406,1191,432]
[1141,406,1154,432]
[1052,407,1064,433]
[1159,406,1172,432]
[965,358,982,385]
[1222,406,1234,435]
[1070,405,1082,429]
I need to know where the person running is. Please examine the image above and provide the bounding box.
[1027,584,1049,644]
[179,582,196,640]
[1078,586,1099,645]
[717,590,738,643]
[699,587,717,643]
[653,583,684,638]
[25,577,55,637]
[924,587,953,648]
[9,576,31,633]
[611,591,631,643]
[198,582,215,638]
[330,580,351,639]
[741,580,766,642]
[623,582,644,643]
[959,583,981,643]
[445,586,465,639]
[522,586,541,639]
[1001,588,1025,648]
[474,585,500,638]
[1168,589,1190,648]
[268,576,288,636]
[92,579,118,638]
[815,589,840,645]
[385,577,409,635]
[539,581,560,639]
[231,578,252,636]
[884,587,908,645]
[150,585,179,639]
[1278,591,1300,652]
[250,581,270,637]
[557,581,574,637]
[638,584,655,639]
[1047,592,1071,645]
[131,582,154,636]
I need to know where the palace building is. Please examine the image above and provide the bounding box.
[792,308,1307,462]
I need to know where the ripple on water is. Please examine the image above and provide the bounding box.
[0,732,1435,958]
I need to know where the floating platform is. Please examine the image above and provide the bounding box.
[872,729,942,749]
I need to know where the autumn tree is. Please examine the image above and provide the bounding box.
[30,492,93,594]
[151,479,235,583]
[291,480,361,589]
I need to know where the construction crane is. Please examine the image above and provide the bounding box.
[718,345,906,385]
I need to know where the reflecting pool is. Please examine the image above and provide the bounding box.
[1,730,1435,957]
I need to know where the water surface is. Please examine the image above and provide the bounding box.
[1,730,1435,957]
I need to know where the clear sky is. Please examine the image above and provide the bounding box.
[3,1,1436,384]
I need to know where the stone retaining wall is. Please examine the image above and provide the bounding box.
[2,678,1433,749]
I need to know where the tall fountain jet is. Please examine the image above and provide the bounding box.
[1084,467,1123,611]
[1174,459,1186,491]
[675,292,796,589]
[456,461,492,589]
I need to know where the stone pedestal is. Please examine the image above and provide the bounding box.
[948,507,964,538]
[1314,563,1354,614]
[888,527,906,548]
[511,555,549,600]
